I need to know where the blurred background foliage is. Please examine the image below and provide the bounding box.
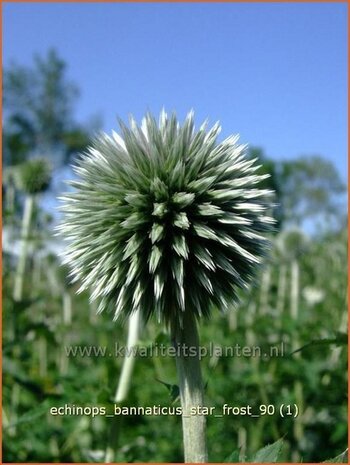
[2,50,347,463]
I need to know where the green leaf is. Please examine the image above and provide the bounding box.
[154,331,169,345]
[224,449,241,463]
[156,378,180,403]
[26,322,57,344]
[290,332,348,356]
[10,297,41,313]
[323,448,348,463]
[4,400,52,430]
[251,438,284,463]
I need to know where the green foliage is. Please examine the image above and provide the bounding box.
[290,333,348,356]
[323,449,348,463]
[62,128,92,160]
[156,378,180,403]
[4,49,78,149]
[226,441,348,463]
[278,156,345,227]
[3,130,31,165]
[251,439,284,463]
[225,438,284,463]
[2,219,347,462]
[3,48,92,167]
[246,149,346,233]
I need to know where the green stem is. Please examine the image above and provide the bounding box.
[63,290,72,325]
[290,259,299,322]
[6,181,15,215]
[114,310,140,403]
[172,311,208,463]
[277,263,287,315]
[60,289,72,376]
[259,264,271,315]
[105,310,140,463]
[13,195,34,301]
[39,336,47,377]
[289,258,304,448]
[89,298,98,324]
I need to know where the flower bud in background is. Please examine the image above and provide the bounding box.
[16,158,52,195]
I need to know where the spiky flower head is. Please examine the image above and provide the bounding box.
[276,228,309,261]
[16,158,52,194]
[59,111,275,327]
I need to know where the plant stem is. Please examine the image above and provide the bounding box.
[31,254,42,297]
[39,337,48,377]
[13,195,34,301]
[60,289,73,376]
[277,263,287,315]
[289,257,304,448]
[63,290,72,325]
[6,180,15,215]
[171,311,208,463]
[259,264,271,315]
[89,298,98,324]
[114,310,140,402]
[105,310,140,463]
[290,259,299,322]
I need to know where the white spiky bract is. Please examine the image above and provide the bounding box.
[58,110,275,327]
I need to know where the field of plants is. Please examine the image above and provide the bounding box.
[2,50,348,463]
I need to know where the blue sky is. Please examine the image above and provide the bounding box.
[3,2,348,178]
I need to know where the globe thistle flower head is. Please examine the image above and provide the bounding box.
[16,158,52,195]
[59,110,275,328]
[276,228,309,261]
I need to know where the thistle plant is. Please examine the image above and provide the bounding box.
[3,166,16,216]
[13,158,52,302]
[276,228,309,321]
[276,229,309,446]
[59,110,275,462]
[16,158,52,195]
